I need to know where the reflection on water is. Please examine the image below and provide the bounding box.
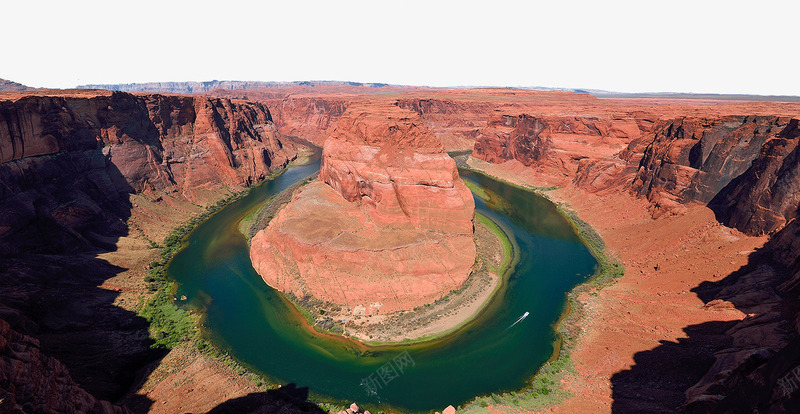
[168,158,596,412]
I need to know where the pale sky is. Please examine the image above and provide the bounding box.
[4,0,799,96]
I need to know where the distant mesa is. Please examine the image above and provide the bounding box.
[76,80,406,94]
[249,102,476,313]
[0,78,35,92]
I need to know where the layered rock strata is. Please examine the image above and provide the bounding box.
[0,91,294,254]
[251,104,475,313]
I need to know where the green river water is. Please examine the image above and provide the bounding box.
[167,154,597,412]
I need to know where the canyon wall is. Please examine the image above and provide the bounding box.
[250,103,476,313]
[469,109,800,238]
[267,96,349,146]
[473,110,650,191]
[0,90,296,412]
[0,91,294,254]
[397,98,493,151]
[631,116,800,235]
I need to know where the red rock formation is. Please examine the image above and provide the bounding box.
[473,111,649,190]
[0,91,293,193]
[469,107,800,237]
[251,103,475,313]
[319,104,475,234]
[629,116,794,223]
[707,118,800,235]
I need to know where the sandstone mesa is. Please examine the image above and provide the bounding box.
[250,103,476,314]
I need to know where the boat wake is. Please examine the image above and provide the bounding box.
[506,311,530,330]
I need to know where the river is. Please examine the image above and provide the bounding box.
[167,153,596,412]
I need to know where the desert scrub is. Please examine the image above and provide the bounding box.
[461,355,574,413]
[139,288,196,348]
[137,179,272,349]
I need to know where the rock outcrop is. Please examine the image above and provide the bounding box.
[319,104,475,235]
[708,118,800,235]
[251,103,475,313]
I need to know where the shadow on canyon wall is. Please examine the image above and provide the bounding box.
[206,383,325,414]
[610,220,800,413]
[0,91,325,413]
[0,151,328,413]
[0,154,165,412]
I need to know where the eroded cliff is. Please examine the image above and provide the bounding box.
[397,98,493,151]
[630,116,800,234]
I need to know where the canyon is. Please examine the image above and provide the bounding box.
[3,80,800,412]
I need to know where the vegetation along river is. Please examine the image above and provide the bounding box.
[167,151,597,412]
